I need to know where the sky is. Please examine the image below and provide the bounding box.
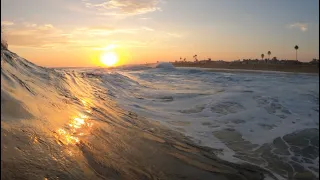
[1,0,319,67]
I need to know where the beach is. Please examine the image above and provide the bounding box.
[173,62,319,74]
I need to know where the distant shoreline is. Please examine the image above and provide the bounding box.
[173,62,319,74]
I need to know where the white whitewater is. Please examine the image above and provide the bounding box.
[109,64,319,179]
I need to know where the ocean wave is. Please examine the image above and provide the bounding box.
[154,62,176,69]
[1,48,318,180]
[104,64,319,179]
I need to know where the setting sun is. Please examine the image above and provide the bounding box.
[100,52,118,67]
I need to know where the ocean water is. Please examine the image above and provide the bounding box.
[1,47,319,180]
[108,64,319,179]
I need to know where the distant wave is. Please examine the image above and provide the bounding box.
[117,64,153,71]
[154,62,175,69]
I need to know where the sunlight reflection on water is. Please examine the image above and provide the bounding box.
[54,113,93,147]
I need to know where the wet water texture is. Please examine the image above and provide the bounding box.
[1,49,277,180]
[1,49,319,180]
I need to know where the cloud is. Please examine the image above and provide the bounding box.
[1,21,14,26]
[23,22,37,28]
[71,25,155,37]
[139,17,152,20]
[72,26,136,37]
[84,0,161,16]
[8,23,59,36]
[110,40,150,47]
[5,22,155,49]
[166,32,183,38]
[141,26,154,31]
[71,26,116,37]
[92,44,118,50]
[87,25,115,31]
[288,22,308,32]
[5,23,69,49]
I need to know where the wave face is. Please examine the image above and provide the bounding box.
[1,48,318,180]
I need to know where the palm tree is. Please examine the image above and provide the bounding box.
[193,54,198,62]
[267,51,271,60]
[261,54,264,60]
[294,45,299,61]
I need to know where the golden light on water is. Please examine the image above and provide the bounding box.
[81,99,87,106]
[55,113,93,146]
[100,52,118,67]
[69,117,85,129]
[56,128,80,145]
[80,98,92,113]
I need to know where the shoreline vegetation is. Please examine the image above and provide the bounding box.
[172,46,319,74]
[172,60,319,74]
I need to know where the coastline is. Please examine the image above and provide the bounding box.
[173,63,319,74]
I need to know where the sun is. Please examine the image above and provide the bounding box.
[100,52,118,67]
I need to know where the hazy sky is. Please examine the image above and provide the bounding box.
[1,0,319,67]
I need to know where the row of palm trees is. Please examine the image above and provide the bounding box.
[179,45,300,63]
[261,51,271,60]
[179,54,199,62]
[261,45,299,61]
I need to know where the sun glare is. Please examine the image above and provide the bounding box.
[101,52,118,67]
